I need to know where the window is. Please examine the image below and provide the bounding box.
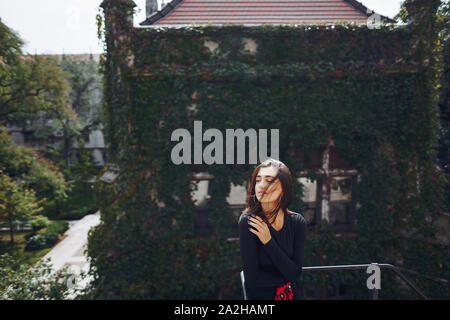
[191,179,210,208]
[298,177,317,225]
[191,172,213,236]
[295,137,358,231]
[329,176,354,226]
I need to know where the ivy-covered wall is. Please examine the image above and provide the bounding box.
[87,0,448,299]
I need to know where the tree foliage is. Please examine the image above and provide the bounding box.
[0,54,73,125]
[0,128,68,218]
[0,21,103,220]
[0,170,42,243]
[0,253,86,300]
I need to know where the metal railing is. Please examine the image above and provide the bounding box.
[240,263,430,300]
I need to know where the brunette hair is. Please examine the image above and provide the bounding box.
[243,158,293,225]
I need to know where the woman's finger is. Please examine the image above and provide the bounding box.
[254,215,265,224]
[250,217,267,231]
[249,216,264,223]
[251,215,264,224]
[248,220,264,232]
[248,220,261,231]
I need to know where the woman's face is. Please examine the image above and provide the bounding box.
[255,166,283,203]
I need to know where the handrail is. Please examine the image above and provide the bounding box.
[240,263,430,300]
[301,263,428,300]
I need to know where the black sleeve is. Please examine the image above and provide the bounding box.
[262,215,306,282]
[238,214,287,287]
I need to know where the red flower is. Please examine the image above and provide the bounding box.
[274,282,294,300]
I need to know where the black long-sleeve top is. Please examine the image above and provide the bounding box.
[238,210,307,299]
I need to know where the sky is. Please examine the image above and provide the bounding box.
[0,0,405,55]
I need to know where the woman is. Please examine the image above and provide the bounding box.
[239,158,307,300]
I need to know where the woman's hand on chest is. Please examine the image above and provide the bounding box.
[248,215,272,245]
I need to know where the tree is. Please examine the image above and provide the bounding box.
[0,22,74,124]
[0,128,68,219]
[1,20,102,220]
[58,56,103,173]
[56,137,99,220]
[0,20,22,65]
[0,21,82,176]
[45,57,104,219]
[23,56,104,177]
[0,170,42,243]
[30,96,83,175]
[60,55,103,131]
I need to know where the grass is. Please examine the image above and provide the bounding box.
[0,230,52,266]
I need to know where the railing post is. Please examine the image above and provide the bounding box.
[370,288,379,300]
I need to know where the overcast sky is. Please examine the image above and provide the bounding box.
[0,0,404,55]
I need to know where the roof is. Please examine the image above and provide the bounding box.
[140,0,396,26]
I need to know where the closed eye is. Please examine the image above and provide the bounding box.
[256,178,274,181]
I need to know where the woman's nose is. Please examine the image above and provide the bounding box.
[259,181,268,189]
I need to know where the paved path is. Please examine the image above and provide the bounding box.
[43,211,101,294]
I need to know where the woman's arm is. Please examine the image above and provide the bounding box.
[261,215,307,282]
[239,214,287,287]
